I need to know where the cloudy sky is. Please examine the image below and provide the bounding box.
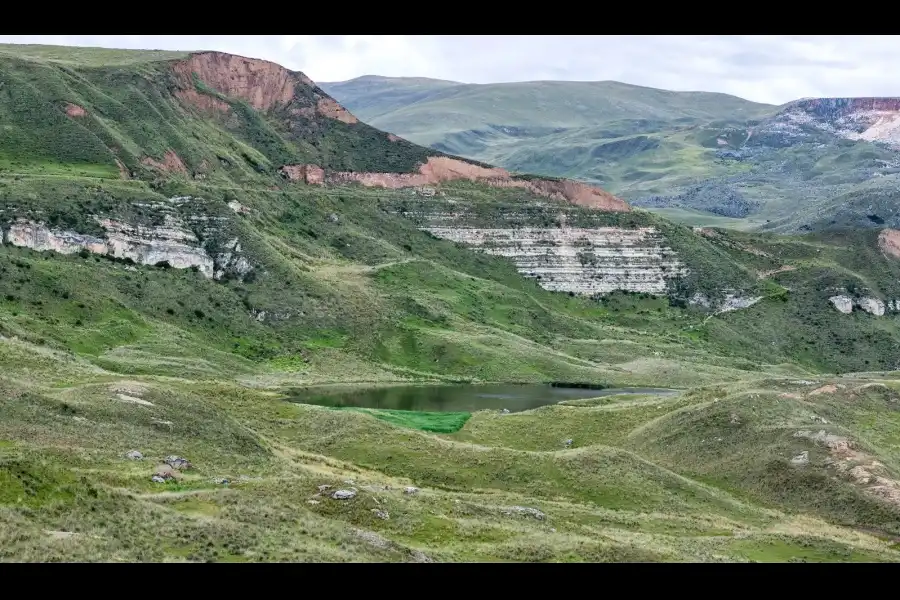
[0,35,894,105]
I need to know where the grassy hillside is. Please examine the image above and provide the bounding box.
[319,77,777,198]
[1,44,900,562]
[323,77,900,234]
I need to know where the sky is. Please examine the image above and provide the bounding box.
[0,35,895,105]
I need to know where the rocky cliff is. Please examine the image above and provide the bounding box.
[760,97,900,149]
[1,195,252,281]
[280,156,631,212]
[424,225,686,295]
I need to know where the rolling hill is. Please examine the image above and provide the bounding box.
[0,44,900,562]
[321,77,900,234]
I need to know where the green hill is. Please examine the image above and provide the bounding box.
[319,76,778,199]
[322,77,900,234]
[0,44,899,562]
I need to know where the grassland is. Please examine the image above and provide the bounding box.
[322,76,900,234]
[0,44,899,562]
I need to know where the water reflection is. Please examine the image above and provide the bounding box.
[287,384,678,414]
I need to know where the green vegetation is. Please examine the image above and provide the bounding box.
[322,76,900,234]
[319,76,776,199]
[0,44,898,562]
[329,406,472,433]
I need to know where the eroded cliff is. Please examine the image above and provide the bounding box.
[280,157,631,212]
[171,51,358,125]
[1,196,252,281]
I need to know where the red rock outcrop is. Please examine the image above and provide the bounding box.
[280,164,325,184]
[141,150,188,175]
[172,52,297,112]
[316,97,358,124]
[65,103,86,117]
[170,51,360,125]
[280,157,630,212]
[878,228,900,259]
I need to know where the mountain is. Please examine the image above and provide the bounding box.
[318,76,777,200]
[322,77,900,234]
[1,44,900,562]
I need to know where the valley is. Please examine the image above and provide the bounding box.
[0,43,899,562]
[321,77,900,234]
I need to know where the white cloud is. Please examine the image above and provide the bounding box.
[1,35,899,105]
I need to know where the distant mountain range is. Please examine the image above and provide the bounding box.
[321,76,900,233]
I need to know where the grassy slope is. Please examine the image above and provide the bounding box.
[0,45,899,562]
[323,77,900,234]
[319,76,777,197]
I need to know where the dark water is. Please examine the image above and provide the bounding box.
[287,384,678,414]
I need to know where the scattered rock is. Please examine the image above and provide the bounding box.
[563,438,573,448]
[829,295,854,314]
[317,484,332,492]
[372,509,390,520]
[332,489,357,500]
[125,450,143,460]
[403,486,419,495]
[499,408,510,415]
[503,506,545,520]
[859,297,886,316]
[809,384,838,396]
[729,413,741,424]
[213,477,230,485]
[154,465,177,481]
[307,500,320,505]
[794,430,854,452]
[328,213,340,223]
[116,393,154,407]
[791,451,810,466]
[151,475,168,483]
[227,200,251,215]
[354,528,390,549]
[410,550,433,563]
[164,455,193,470]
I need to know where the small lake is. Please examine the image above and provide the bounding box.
[287,383,679,414]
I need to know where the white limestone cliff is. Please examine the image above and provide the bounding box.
[2,214,249,281]
[423,226,688,295]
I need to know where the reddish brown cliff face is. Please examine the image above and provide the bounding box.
[170,51,359,124]
[280,156,630,212]
[141,150,188,175]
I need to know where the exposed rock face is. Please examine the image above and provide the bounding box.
[65,103,86,117]
[878,228,900,259]
[765,97,900,149]
[227,200,251,215]
[691,293,763,314]
[858,297,886,316]
[141,150,188,175]
[5,221,107,255]
[829,295,854,314]
[3,205,250,281]
[424,226,686,295]
[170,51,359,125]
[316,97,358,124]
[281,157,630,212]
[280,164,324,184]
[172,52,299,112]
[828,293,895,316]
[100,217,215,278]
